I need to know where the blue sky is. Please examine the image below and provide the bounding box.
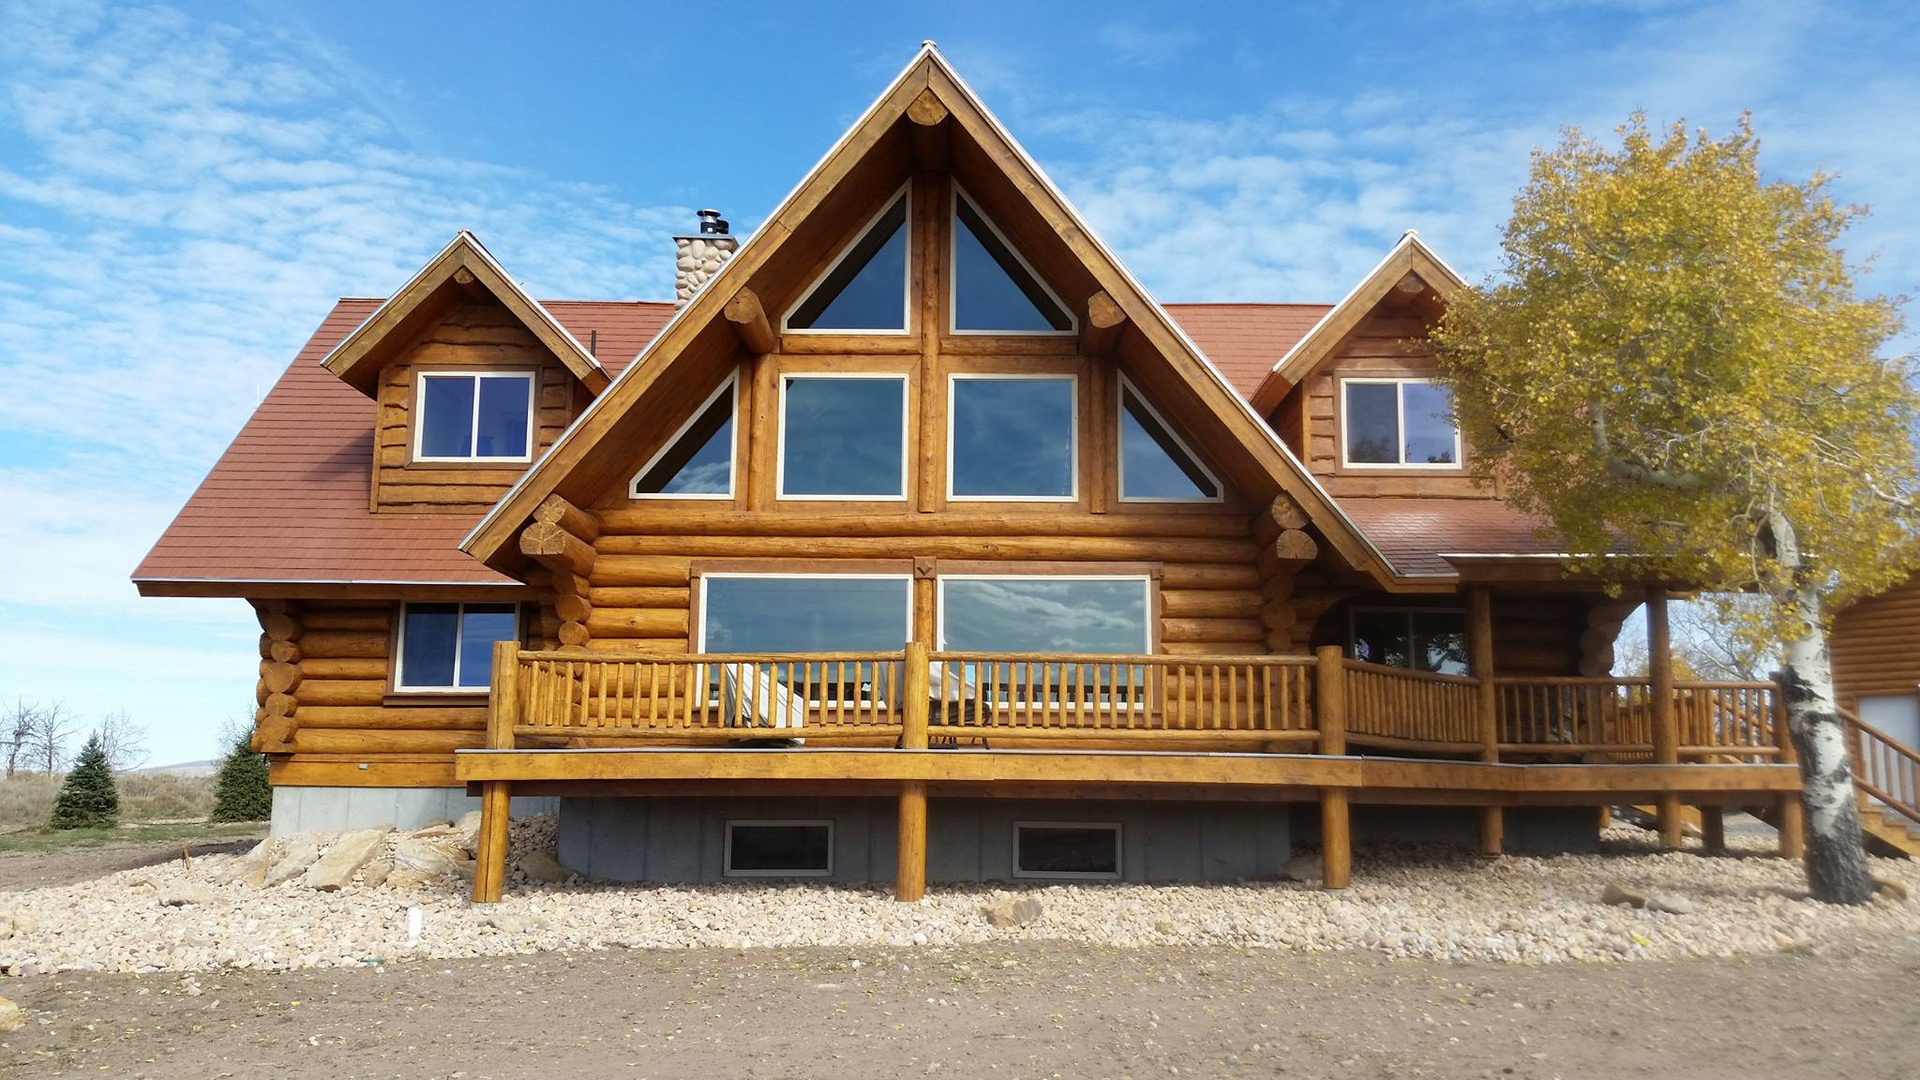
[1,0,1916,764]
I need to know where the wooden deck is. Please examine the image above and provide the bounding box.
[460,641,1815,902]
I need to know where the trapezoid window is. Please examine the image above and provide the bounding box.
[630,376,736,499]
[1117,377,1221,502]
[951,189,1074,334]
[947,374,1076,499]
[784,188,910,333]
[778,373,908,499]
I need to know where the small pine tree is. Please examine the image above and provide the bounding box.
[49,732,119,830]
[209,730,271,822]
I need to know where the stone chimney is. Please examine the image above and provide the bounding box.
[674,209,738,306]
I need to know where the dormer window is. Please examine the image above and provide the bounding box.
[1341,378,1460,468]
[415,371,535,462]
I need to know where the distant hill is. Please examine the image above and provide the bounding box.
[132,759,219,777]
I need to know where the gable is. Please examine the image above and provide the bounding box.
[460,46,1395,589]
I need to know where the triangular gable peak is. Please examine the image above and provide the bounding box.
[320,230,609,397]
[1248,232,1465,416]
[461,45,1399,588]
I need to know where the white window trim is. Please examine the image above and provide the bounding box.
[629,374,738,500]
[697,572,915,654]
[723,820,834,878]
[1012,821,1122,880]
[945,373,1079,503]
[776,372,911,501]
[949,185,1077,337]
[935,574,1153,653]
[1338,377,1463,470]
[394,602,520,693]
[1115,374,1223,503]
[411,370,538,464]
[1347,606,1469,673]
[781,181,913,336]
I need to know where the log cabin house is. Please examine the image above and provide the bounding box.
[136,45,1828,899]
[1831,575,1920,854]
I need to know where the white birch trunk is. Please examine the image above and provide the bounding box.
[1778,582,1876,904]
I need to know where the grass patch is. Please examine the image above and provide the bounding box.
[0,820,265,854]
[1,771,220,833]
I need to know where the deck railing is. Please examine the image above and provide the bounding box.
[1844,706,1920,827]
[1493,676,1782,762]
[1341,659,1481,755]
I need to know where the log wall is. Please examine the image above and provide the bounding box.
[371,300,585,513]
[1832,575,1920,709]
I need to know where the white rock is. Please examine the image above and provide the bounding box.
[515,851,571,884]
[158,883,218,907]
[264,834,324,887]
[0,996,22,1032]
[303,829,388,891]
[394,835,467,879]
[453,810,484,854]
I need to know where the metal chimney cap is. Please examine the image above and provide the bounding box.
[696,208,730,235]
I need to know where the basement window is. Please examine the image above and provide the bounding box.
[395,603,519,691]
[1014,822,1121,879]
[778,373,908,499]
[948,374,1076,500]
[1349,608,1468,676]
[1117,376,1221,502]
[724,821,833,877]
[630,376,736,498]
[1341,378,1460,468]
[784,187,910,333]
[951,188,1074,334]
[414,371,535,461]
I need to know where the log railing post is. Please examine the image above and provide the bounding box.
[897,642,930,902]
[1314,646,1351,890]
[473,640,521,904]
[1646,586,1683,849]
[1770,673,1806,859]
[1466,586,1504,856]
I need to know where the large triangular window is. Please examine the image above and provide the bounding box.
[951,188,1074,334]
[629,376,736,499]
[1117,376,1221,502]
[784,188,910,332]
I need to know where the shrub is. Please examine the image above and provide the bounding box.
[49,733,119,830]
[210,730,271,822]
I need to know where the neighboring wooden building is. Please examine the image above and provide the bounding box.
[137,45,1813,895]
[1831,575,1920,853]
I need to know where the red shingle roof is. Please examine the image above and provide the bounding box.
[135,297,1543,590]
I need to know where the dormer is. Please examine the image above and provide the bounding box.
[318,232,609,513]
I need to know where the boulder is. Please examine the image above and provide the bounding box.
[158,882,218,908]
[0,996,22,1033]
[1283,854,1324,884]
[515,851,571,884]
[360,858,394,888]
[983,897,1044,928]
[1872,876,1909,902]
[394,835,468,879]
[453,810,484,854]
[264,834,324,887]
[303,830,388,891]
[219,839,277,888]
[1645,893,1694,915]
[1601,884,1647,908]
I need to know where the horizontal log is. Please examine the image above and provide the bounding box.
[269,639,302,664]
[296,705,488,728]
[1158,590,1261,619]
[299,609,389,632]
[256,715,297,752]
[298,630,390,660]
[260,612,301,642]
[554,591,592,624]
[1161,640,1268,657]
[255,677,269,706]
[1252,497,1311,545]
[586,608,691,638]
[559,621,592,648]
[596,508,1248,539]
[1162,618,1268,644]
[298,657,389,680]
[591,556,695,587]
[297,679,389,707]
[380,484,510,505]
[533,494,601,543]
[1161,564,1261,592]
[262,662,301,694]
[291,728,485,755]
[588,586,691,609]
[263,693,297,719]
[582,638,699,654]
[522,521,596,576]
[598,534,1258,564]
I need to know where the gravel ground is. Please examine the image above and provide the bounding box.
[2,817,1915,974]
[5,941,1919,1079]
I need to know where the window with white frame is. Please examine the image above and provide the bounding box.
[778,373,908,499]
[630,375,736,498]
[724,820,834,877]
[700,573,912,704]
[1341,378,1460,468]
[414,371,535,461]
[947,374,1076,500]
[395,603,519,691]
[950,187,1075,334]
[783,187,910,333]
[938,575,1152,710]
[1014,822,1121,879]
[1348,607,1468,676]
[1117,376,1221,501]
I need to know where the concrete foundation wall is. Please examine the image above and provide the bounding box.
[1337,805,1603,854]
[558,797,1293,884]
[269,786,558,835]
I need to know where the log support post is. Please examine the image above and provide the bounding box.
[896,640,932,902]
[1466,586,1503,856]
[473,640,520,904]
[1646,586,1683,849]
[1771,676,1807,858]
[1314,645,1351,890]
[1699,805,1726,853]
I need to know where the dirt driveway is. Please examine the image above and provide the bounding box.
[4,938,1917,1079]
[0,835,258,891]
